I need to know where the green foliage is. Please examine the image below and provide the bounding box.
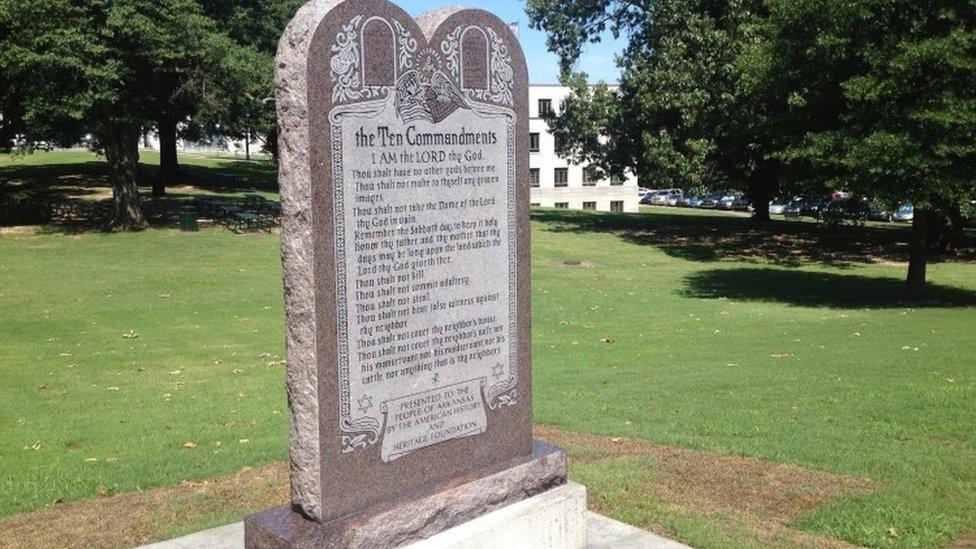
[193,0,305,151]
[529,0,765,195]
[0,0,227,137]
[763,0,976,211]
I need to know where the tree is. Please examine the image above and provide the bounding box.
[147,2,279,195]
[759,0,976,294]
[528,0,784,220]
[0,0,234,228]
[191,0,304,163]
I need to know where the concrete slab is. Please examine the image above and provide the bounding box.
[142,522,243,549]
[586,514,690,549]
[143,485,689,549]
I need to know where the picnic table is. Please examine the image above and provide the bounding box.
[230,212,271,232]
[215,204,241,219]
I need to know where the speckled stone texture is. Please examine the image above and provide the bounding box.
[271,0,535,531]
[245,442,567,548]
[275,0,348,522]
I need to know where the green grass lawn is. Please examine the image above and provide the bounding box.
[1,153,975,548]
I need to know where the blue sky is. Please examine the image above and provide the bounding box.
[397,1,625,84]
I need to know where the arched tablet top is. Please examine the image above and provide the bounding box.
[362,17,397,86]
[461,27,489,91]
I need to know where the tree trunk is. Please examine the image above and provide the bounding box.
[266,127,279,163]
[104,122,147,231]
[906,206,929,297]
[245,129,251,160]
[156,114,179,196]
[749,176,772,222]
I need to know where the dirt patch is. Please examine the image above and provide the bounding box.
[536,424,875,547]
[952,532,976,548]
[0,463,288,549]
[0,226,40,236]
[0,427,876,548]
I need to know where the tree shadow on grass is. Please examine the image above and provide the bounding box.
[531,209,976,267]
[682,267,976,309]
[1,156,279,233]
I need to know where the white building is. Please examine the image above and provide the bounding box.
[529,85,640,213]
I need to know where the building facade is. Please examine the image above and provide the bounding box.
[529,85,640,213]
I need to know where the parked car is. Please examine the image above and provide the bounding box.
[639,193,656,205]
[649,188,683,205]
[732,196,753,212]
[699,193,723,209]
[717,195,739,210]
[865,203,893,222]
[893,203,914,223]
[783,200,805,218]
[665,195,683,207]
[638,187,654,197]
[801,197,826,219]
[679,195,701,208]
[769,200,788,215]
[11,138,54,151]
[821,199,862,224]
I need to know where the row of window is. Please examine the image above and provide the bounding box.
[529,168,624,187]
[534,201,625,213]
[530,132,562,153]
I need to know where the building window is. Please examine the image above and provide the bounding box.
[554,135,564,151]
[538,99,554,117]
[529,168,540,188]
[583,202,596,210]
[555,202,569,209]
[529,133,540,152]
[610,201,624,213]
[554,168,569,187]
[610,174,624,186]
[582,166,600,187]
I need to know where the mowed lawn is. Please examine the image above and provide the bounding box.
[1,153,975,548]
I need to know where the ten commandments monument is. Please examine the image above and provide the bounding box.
[245,0,585,546]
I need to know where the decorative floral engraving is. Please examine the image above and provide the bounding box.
[483,28,515,106]
[341,416,382,454]
[394,20,418,71]
[331,15,421,104]
[440,26,515,107]
[331,16,364,103]
[441,26,463,79]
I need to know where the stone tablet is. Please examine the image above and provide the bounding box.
[271,0,538,528]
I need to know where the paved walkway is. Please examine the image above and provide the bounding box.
[143,512,690,548]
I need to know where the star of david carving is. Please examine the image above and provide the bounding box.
[357,395,374,414]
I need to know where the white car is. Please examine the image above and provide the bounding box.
[718,195,738,210]
[769,201,788,215]
[893,203,914,223]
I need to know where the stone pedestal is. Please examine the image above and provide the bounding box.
[406,482,587,549]
[245,442,569,548]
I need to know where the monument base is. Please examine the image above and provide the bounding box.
[405,482,587,548]
[245,442,570,548]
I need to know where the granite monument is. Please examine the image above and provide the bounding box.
[245,1,574,546]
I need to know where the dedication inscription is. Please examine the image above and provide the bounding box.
[332,54,519,461]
